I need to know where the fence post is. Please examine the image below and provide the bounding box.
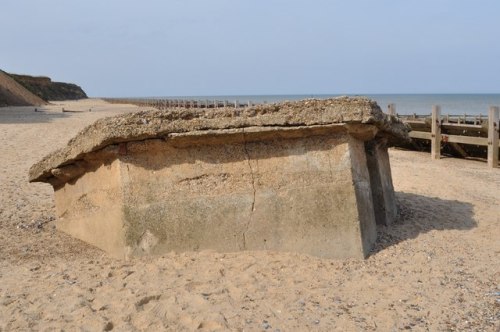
[487,106,499,168]
[388,103,396,116]
[431,105,441,160]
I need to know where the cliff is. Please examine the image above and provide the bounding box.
[0,70,47,107]
[8,73,87,101]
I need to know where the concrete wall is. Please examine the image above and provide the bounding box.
[54,159,127,257]
[53,128,392,259]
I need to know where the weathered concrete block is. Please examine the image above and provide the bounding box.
[29,97,409,259]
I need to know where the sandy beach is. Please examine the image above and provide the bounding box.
[0,99,498,331]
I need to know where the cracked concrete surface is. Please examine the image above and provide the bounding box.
[241,129,257,250]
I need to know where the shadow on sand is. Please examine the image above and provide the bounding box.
[0,106,70,124]
[371,191,476,255]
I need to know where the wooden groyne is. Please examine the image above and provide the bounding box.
[104,98,258,109]
[388,104,499,168]
[102,98,499,168]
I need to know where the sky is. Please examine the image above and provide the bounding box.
[1,1,499,97]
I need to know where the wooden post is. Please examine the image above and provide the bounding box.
[431,105,441,160]
[487,106,499,168]
[388,103,396,116]
[235,100,239,108]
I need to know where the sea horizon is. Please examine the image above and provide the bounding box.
[104,93,500,116]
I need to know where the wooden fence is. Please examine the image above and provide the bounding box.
[389,104,499,168]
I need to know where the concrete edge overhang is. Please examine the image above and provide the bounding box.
[29,97,410,185]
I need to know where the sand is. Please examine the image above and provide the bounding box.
[0,99,498,331]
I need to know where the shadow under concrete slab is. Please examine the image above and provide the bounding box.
[371,191,476,255]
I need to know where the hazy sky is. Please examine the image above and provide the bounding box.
[1,1,499,97]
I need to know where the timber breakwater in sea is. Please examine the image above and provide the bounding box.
[104,98,261,109]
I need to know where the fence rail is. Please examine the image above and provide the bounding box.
[390,104,499,168]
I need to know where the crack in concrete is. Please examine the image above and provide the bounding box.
[326,149,335,180]
[241,129,256,250]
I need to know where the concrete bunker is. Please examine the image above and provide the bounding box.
[29,97,409,259]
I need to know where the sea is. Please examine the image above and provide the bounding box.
[147,94,500,116]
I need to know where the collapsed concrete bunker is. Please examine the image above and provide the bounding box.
[29,97,409,259]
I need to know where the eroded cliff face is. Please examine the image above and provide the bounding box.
[0,70,47,107]
[8,73,87,101]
